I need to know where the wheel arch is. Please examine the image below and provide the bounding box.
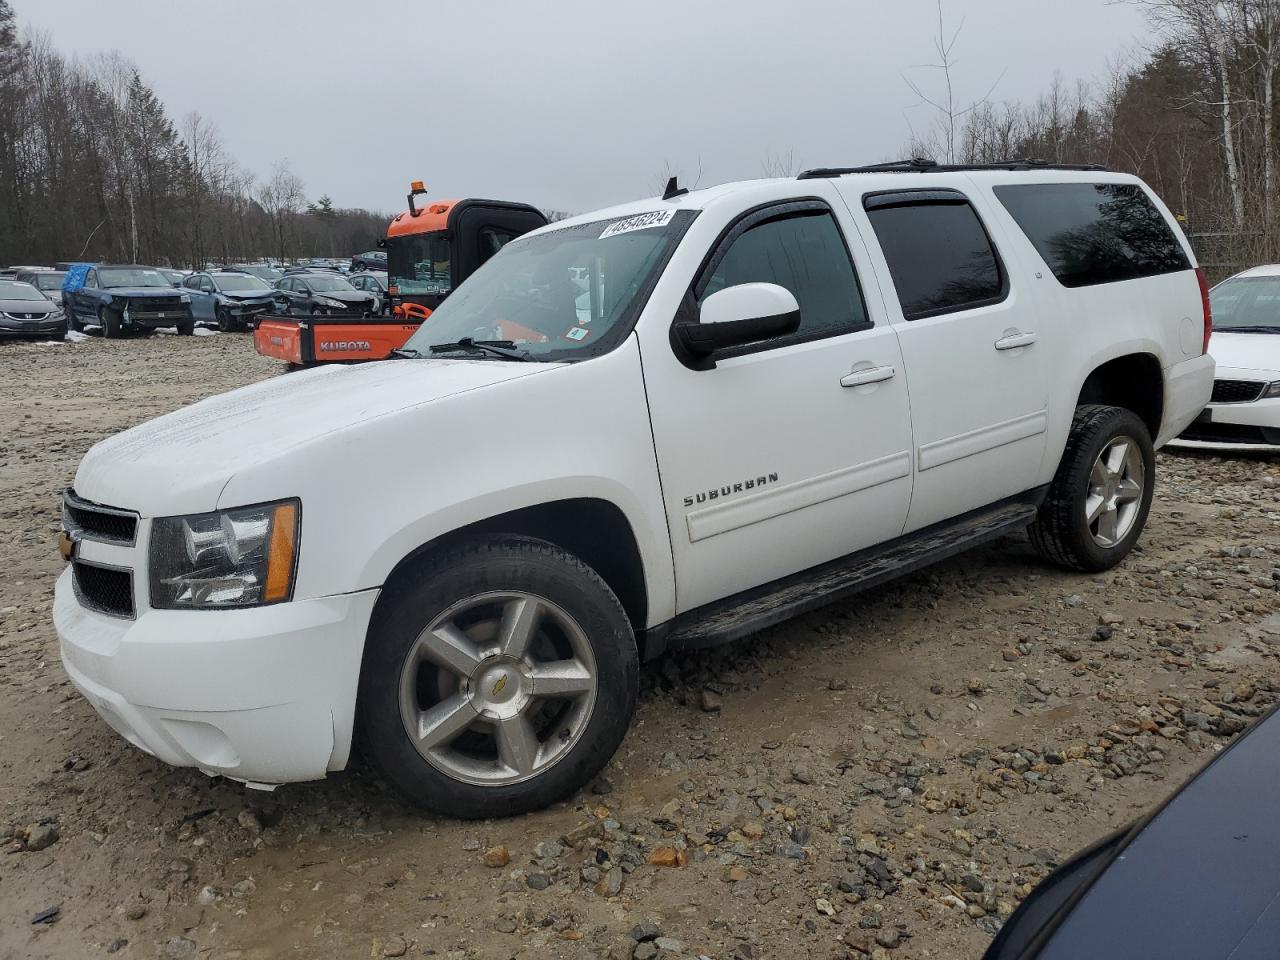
[369,497,651,636]
[1076,351,1164,440]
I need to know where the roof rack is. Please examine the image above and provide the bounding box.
[796,157,1108,180]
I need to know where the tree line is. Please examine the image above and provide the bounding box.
[905,0,1280,279]
[0,1,386,269]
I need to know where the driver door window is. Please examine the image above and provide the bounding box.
[697,209,870,355]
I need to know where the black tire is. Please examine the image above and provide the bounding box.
[68,310,83,333]
[1030,404,1155,572]
[99,306,121,339]
[357,535,638,819]
[176,320,195,336]
[216,308,233,332]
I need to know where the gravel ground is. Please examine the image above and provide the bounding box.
[0,333,1277,960]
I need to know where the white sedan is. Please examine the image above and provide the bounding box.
[1176,264,1280,451]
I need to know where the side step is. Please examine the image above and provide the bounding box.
[651,498,1040,657]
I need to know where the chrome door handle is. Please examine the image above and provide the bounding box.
[840,365,896,388]
[994,331,1037,350]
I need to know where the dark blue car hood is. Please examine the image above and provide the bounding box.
[993,704,1280,960]
[104,287,181,298]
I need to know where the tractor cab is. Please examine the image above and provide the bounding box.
[253,182,547,367]
[383,184,548,318]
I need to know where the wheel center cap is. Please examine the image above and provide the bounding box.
[470,658,531,719]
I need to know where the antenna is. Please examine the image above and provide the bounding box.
[662,176,688,201]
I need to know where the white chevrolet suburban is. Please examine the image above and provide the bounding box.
[55,161,1214,818]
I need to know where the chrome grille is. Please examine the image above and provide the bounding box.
[1211,379,1267,404]
[62,489,138,545]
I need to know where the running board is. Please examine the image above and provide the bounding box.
[648,497,1041,658]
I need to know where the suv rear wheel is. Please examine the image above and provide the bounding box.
[358,536,637,818]
[1030,404,1155,572]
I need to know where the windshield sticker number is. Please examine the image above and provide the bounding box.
[599,209,676,239]
[563,326,590,342]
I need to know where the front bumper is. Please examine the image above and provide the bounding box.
[54,568,379,786]
[1173,365,1280,451]
[0,316,66,337]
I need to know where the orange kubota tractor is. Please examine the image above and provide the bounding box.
[253,182,547,366]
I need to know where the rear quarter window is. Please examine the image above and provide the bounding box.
[994,182,1190,288]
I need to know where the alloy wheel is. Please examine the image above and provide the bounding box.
[1085,435,1145,548]
[397,591,598,787]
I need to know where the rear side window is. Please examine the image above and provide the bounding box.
[699,209,869,344]
[864,191,1005,320]
[994,182,1190,288]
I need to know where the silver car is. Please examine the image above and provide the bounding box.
[0,279,67,340]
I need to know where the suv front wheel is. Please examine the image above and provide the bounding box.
[358,536,638,818]
[1030,404,1155,572]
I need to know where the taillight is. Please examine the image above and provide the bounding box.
[1196,267,1213,355]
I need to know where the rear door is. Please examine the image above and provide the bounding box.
[843,183,1052,531]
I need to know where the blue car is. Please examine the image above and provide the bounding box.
[180,270,281,331]
[62,263,194,337]
[985,702,1280,959]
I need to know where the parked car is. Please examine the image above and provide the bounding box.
[273,271,377,316]
[0,278,67,340]
[181,270,281,331]
[54,163,1212,818]
[157,268,187,287]
[347,270,388,315]
[222,264,283,284]
[62,264,195,337]
[1174,263,1280,450]
[984,703,1280,960]
[351,250,387,272]
[15,268,68,305]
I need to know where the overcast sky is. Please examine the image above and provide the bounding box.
[19,0,1151,216]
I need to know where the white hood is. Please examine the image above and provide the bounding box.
[1210,331,1280,379]
[74,359,552,515]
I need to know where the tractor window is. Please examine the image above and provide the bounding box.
[388,232,452,296]
[478,227,520,266]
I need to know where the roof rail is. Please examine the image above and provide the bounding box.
[796,157,1108,180]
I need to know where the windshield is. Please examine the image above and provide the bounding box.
[32,273,65,290]
[0,280,46,300]
[388,231,451,295]
[305,275,356,292]
[403,209,695,360]
[231,265,281,282]
[1210,275,1280,329]
[98,268,171,288]
[215,273,271,292]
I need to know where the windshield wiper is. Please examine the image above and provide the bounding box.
[389,347,424,359]
[1215,325,1280,334]
[427,338,535,361]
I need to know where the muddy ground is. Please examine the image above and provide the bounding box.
[0,332,1277,960]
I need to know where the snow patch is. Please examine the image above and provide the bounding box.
[65,331,90,343]
[193,327,218,337]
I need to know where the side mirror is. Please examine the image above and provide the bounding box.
[674,282,801,357]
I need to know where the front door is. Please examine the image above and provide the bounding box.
[643,197,915,612]
[844,182,1051,532]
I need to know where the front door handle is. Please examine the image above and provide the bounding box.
[994,331,1037,351]
[840,365,896,388]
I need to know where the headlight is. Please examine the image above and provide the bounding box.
[149,500,299,609]
[316,296,345,309]
[179,294,191,304]
[1264,381,1280,399]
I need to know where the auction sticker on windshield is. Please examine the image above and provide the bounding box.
[599,209,677,239]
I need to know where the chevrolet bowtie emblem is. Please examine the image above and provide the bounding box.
[491,674,508,697]
[57,530,77,562]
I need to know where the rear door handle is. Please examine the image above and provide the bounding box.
[840,365,896,388]
[994,331,1037,351]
